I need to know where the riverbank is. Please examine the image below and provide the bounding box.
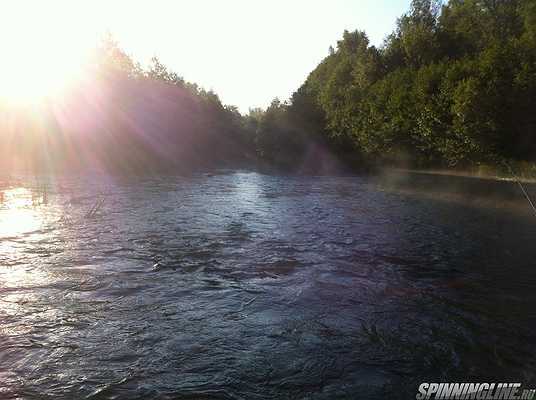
[377,169,536,217]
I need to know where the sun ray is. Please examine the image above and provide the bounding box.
[0,1,94,105]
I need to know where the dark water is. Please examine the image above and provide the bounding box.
[1,171,535,399]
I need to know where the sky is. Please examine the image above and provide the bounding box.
[0,0,411,112]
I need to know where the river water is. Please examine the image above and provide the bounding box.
[1,171,535,399]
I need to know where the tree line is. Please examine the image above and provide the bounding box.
[250,0,536,172]
[0,35,254,174]
[1,0,535,175]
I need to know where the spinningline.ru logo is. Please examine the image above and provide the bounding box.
[416,383,535,399]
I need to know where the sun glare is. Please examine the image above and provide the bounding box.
[0,188,41,239]
[0,1,96,105]
[0,45,83,105]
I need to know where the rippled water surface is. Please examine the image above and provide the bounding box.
[1,171,535,399]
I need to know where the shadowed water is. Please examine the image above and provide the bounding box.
[1,171,535,399]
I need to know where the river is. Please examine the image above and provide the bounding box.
[1,171,535,399]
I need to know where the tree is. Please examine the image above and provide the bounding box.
[275,0,536,168]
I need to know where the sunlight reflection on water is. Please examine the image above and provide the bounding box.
[0,173,535,399]
[0,187,43,238]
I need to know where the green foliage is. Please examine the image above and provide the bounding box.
[267,0,536,169]
[3,1,536,173]
[253,99,305,166]
[0,34,254,173]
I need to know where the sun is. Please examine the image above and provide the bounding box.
[0,1,95,105]
[0,44,82,105]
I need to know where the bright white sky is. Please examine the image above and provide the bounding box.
[0,0,411,112]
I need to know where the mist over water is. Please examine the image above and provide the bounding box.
[1,171,535,399]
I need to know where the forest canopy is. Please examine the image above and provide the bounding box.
[252,0,536,171]
[1,0,535,174]
[0,35,254,174]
